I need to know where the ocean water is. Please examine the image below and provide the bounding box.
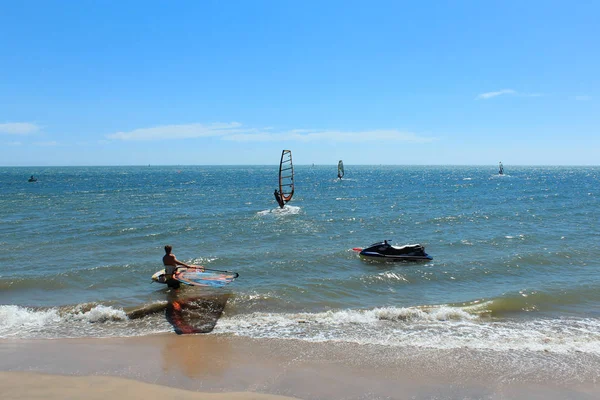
[1,165,599,354]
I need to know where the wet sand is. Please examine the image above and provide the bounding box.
[1,334,599,399]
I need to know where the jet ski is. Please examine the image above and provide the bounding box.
[355,240,433,262]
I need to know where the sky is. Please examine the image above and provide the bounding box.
[0,0,598,166]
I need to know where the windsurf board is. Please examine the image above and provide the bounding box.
[152,266,238,288]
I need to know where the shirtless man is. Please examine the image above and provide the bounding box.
[162,245,192,289]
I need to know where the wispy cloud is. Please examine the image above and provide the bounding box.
[106,122,244,141]
[107,123,435,143]
[476,89,543,100]
[0,122,41,134]
[477,89,516,100]
[223,129,435,143]
[34,141,58,147]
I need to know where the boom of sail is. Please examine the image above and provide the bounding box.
[279,150,295,203]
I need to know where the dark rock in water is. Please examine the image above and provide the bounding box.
[126,302,168,319]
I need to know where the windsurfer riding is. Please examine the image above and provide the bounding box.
[274,189,285,208]
[337,160,344,180]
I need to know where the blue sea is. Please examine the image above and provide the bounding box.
[1,165,599,354]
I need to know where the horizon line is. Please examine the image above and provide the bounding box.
[2,164,599,168]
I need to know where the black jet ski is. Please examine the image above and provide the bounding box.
[356,240,432,262]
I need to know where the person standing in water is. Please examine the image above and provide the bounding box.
[162,245,192,289]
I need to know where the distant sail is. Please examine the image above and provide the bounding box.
[337,160,344,179]
[499,162,504,175]
[279,150,295,203]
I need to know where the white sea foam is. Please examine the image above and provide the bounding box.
[0,305,61,334]
[68,304,128,323]
[2,304,600,354]
[0,305,169,339]
[377,271,409,282]
[213,306,600,354]
[257,206,301,216]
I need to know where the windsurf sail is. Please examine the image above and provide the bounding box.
[173,266,239,288]
[165,294,231,334]
[279,150,295,203]
[337,160,344,179]
[499,162,504,175]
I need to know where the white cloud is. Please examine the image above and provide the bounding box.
[477,89,516,100]
[107,123,435,144]
[106,122,243,141]
[0,122,40,134]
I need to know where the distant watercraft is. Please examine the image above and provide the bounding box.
[337,160,344,179]
[274,150,294,208]
[353,240,433,262]
[28,175,37,182]
[499,162,504,175]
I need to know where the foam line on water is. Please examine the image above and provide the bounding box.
[213,306,600,354]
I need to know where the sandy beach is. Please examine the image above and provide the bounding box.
[0,371,298,400]
[1,334,599,400]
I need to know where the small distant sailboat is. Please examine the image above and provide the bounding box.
[274,150,295,208]
[498,162,504,175]
[337,160,344,179]
[28,175,37,182]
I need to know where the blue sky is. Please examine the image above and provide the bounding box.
[1,1,598,166]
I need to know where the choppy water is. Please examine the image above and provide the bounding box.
[1,165,599,354]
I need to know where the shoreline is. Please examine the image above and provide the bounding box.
[2,334,599,399]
